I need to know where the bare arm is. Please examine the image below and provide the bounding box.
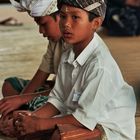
[0,69,50,116]
[32,102,60,118]
[15,114,83,135]
[0,91,50,117]
[21,69,49,94]
[39,114,83,131]
[14,103,83,135]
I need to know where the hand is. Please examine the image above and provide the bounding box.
[13,111,40,136]
[125,0,140,6]
[13,110,32,119]
[0,95,25,117]
[0,114,17,137]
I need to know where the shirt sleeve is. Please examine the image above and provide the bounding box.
[39,41,55,74]
[47,60,67,114]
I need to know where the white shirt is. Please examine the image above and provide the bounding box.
[47,33,136,140]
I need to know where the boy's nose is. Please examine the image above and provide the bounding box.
[63,18,71,29]
[64,22,71,29]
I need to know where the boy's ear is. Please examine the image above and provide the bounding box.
[91,17,103,31]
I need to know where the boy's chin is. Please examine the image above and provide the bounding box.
[63,38,75,44]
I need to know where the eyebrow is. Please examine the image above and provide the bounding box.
[60,10,65,14]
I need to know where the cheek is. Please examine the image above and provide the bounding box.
[73,23,91,36]
[47,25,58,36]
[40,25,48,33]
[59,21,64,32]
[73,25,93,43]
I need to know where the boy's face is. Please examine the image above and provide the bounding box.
[59,5,96,45]
[34,15,61,42]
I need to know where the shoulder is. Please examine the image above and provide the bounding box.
[48,39,70,51]
[48,40,60,48]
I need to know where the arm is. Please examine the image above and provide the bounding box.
[0,42,56,116]
[0,91,50,117]
[14,103,83,136]
[38,114,83,131]
[0,70,50,116]
[21,40,61,95]
[31,102,60,118]
[21,69,49,94]
[22,40,58,94]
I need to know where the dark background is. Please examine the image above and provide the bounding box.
[0,0,10,3]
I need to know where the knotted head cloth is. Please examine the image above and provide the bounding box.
[10,0,58,17]
[57,0,106,19]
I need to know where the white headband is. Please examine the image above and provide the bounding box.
[10,0,58,17]
[85,2,101,11]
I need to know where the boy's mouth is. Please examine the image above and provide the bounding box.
[63,31,73,38]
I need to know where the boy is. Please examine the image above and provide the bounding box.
[0,0,71,137]
[13,0,136,140]
[0,0,70,116]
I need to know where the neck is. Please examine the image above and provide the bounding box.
[73,35,94,58]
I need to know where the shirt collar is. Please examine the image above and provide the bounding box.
[76,33,99,66]
[64,33,99,67]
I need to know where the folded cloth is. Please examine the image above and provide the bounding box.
[10,0,58,17]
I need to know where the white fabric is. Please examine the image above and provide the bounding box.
[10,0,58,17]
[47,33,136,140]
[84,2,101,11]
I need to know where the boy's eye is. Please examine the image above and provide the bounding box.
[72,15,80,20]
[60,14,66,19]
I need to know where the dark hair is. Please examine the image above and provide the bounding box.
[50,11,60,21]
[88,12,99,22]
